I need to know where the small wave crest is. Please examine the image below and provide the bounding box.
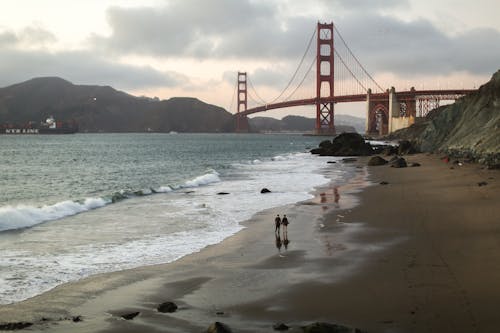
[0,198,109,232]
[0,170,223,232]
[182,171,220,188]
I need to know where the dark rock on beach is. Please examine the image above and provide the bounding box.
[206,321,232,333]
[302,321,365,333]
[217,192,230,195]
[121,312,140,320]
[310,133,373,156]
[368,156,388,166]
[72,316,83,322]
[273,322,290,331]
[157,301,178,313]
[0,322,33,330]
[261,188,271,193]
[390,157,408,168]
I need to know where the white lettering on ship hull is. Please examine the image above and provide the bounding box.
[4,128,39,134]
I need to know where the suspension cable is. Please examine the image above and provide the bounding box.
[247,77,267,104]
[284,56,316,101]
[228,78,237,112]
[334,26,384,92]
[267,26,317,104]
[334,49,368,92]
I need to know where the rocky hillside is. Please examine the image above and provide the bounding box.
[249,114,364,133]
[390,70,500,165]
[0,77,235,132]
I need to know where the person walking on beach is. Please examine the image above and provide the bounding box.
[282,214,289,238]
[274,214,281,234]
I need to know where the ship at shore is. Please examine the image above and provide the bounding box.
[1,116,78,134]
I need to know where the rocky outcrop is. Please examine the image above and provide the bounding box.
[390,70,500,165]
[310,133,373,156]
[206,321,232,333]
[368,156,388,166]
[157,301,178,313]
[302,322,365,333]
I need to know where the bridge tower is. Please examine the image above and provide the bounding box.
[236,72,249,132]
[316,22,335,134]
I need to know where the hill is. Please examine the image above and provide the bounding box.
[0,77,235,132]
[249,114,364,133]
[390,70,500,166]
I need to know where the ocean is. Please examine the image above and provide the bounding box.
[0,133,349,305]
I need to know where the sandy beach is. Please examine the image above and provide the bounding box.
[1,153,499,333]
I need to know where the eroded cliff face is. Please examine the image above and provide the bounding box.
[391,70,500,165]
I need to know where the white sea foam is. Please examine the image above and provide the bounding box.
[0,152,347,304]
[182,170,221,188]
[156,186,173,193]
[0,198,109,232]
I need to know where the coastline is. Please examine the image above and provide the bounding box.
[1,153,499,332]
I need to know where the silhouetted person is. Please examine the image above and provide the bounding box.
[281,214,289,238]
[274,214,281,234]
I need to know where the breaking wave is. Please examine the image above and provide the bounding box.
[0,170,221,233]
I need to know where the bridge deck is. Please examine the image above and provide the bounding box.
[240,89,476,116]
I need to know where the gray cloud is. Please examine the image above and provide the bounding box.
[91,0,499,80]
[0,49,187,90]
[335,14,500,76]
[0,31,17,47]
[0,26,57,48]
[92,0,315,60]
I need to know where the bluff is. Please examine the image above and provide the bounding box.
[390,70,500,166]
[0,77,235,132]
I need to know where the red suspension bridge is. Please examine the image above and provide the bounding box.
[233,22,476,135]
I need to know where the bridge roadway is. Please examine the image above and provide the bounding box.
[240,89,476,116]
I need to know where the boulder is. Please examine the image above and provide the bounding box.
[273,322,290,331]
[390,157,407,168]
[157,301,178,313]
[0,322,33,330]
[302,322,364,333]
[206,321,232,333]
[72,316,83,322]
[367,156,388,166]
[121,312,140,320]
[261,188,271,194]
[310,133,373,156]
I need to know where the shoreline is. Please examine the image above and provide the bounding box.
[1,153,499,332]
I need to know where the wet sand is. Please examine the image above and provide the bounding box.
[0,154,499,332]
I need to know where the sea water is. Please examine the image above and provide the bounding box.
[0,133,348,304]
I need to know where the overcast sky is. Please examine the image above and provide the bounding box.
[1,0,499,118]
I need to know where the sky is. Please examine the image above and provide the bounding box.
[1,0,499,119]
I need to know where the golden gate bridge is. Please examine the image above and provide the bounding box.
[231,22,476,135]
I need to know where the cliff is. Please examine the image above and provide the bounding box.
[390,70,500,165]
[0,77,234,132]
